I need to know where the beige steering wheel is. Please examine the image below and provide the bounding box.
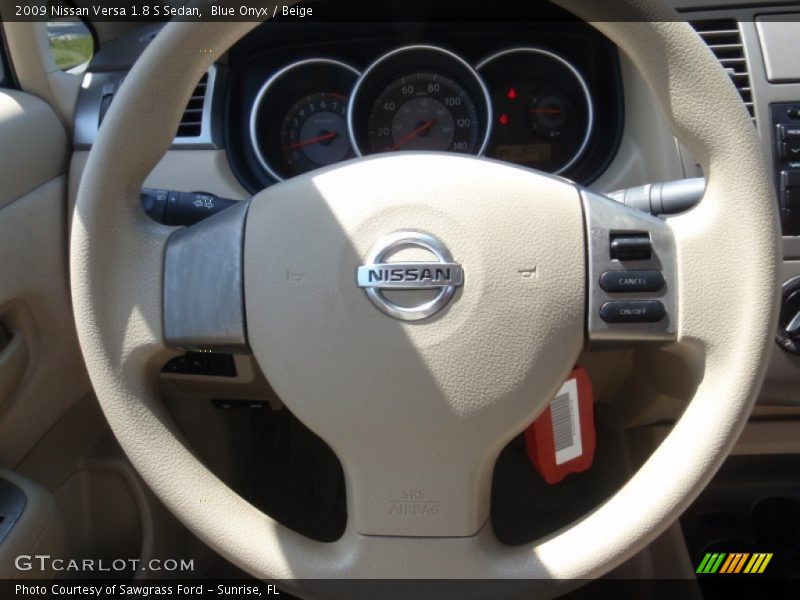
[70,0,780,594]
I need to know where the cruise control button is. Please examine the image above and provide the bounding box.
[600,270,665,293]
[600,301,666,323]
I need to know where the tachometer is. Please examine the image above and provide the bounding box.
[349,46,492,157]
[280,92,351,173]
[250,59,359,181]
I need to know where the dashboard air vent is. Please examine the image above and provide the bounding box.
[690,20,754,120]
[177,72,209,137]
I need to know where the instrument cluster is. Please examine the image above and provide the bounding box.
[232,26,622,190]
[249,44,593,181]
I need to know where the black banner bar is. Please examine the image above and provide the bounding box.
[4,0,799,23]
[4,578,800,599]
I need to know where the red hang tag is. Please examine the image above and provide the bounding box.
[524,366,595,484]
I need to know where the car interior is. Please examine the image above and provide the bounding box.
[1,0,800,596]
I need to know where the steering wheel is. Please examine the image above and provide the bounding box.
[70,0,780,593]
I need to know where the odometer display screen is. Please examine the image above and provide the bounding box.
[366,72,480,154]
[494,143,553,164]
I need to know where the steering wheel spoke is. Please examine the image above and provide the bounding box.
[163,200,250,353]
[581,189,679,346]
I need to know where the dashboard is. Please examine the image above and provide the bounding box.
[225,21,623,192]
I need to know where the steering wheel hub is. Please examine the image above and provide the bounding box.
[244,153,586,536]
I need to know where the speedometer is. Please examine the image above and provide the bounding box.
[349,46,492,157]
[367,73,480,154]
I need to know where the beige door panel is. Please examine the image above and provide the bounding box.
[0,89,91,467]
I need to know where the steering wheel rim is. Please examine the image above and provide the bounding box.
[70,1,780,593]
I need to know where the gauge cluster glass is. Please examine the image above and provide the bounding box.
[247,46,595,182]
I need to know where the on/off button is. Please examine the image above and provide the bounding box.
[600,301,666,324]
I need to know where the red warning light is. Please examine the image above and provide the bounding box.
[507,87,518,100]
[499,114,510,126]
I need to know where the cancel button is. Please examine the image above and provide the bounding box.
[600,301,666,324]
[600,270,665,293]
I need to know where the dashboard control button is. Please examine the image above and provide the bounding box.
[610,233,651,261]
[787,108,800,120]
[782,171,800,209]
[599,270,664,293]
[777,277,800,355]
[779,124,800,140]
[784,188,800,209]
[600,301,666,324]
[783,208,800,229]
[781,141,800,160]
[782,170,800,188]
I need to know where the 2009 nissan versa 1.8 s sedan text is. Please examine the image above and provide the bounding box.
[1,0,799,597]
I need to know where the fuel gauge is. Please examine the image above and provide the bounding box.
[527,86,571,138]
[477,48,593,175]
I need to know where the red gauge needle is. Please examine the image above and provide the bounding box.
[284,131,338,150]
[388,119,436,151]
[528,108,563,115]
